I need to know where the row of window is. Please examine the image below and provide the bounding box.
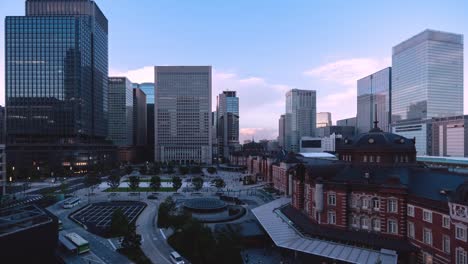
[408,205,451,228]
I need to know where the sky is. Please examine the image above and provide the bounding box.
[1,0,467,142]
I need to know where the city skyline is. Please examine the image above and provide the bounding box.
[1,1,467,141]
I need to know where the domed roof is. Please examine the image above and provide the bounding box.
[338,121,416,152]
[452,180,468,205]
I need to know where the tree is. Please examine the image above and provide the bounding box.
[190,166,202,174]
[125,166,133,175]
[192,177,204,191]
[128,176,140,192]
[172,176,182,192]
[207,167,217,174]
[157,197,176,228]
[107,173,121,190]
[150,175,161,193]
[139,166,147,175]
[121,223,141,249]
[85,174,102,195]
[211,178,226,191]
[110,209,129,236]
[179,166,189,175]
[167,165,175,174]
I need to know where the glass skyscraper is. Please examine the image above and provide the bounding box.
[357,67,392,133]
[108,77,133,146]
[392,30,463,122]
[133,82,155,161]
[216,91,240,159]
[154,66,212,164]
[285,89,316,152]
[5,0,115,175]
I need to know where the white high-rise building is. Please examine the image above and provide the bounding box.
[216,91,239,159]
[154,66,212,164]
[391,30,464,155]
[285,89,317,152]
[316,112,332,128]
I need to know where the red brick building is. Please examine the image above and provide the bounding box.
[283,123,468,264]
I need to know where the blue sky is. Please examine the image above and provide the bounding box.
[1,0,467,141]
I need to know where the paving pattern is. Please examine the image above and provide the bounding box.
[71,201,146,235]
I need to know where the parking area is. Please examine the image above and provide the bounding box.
[70,201,146,236]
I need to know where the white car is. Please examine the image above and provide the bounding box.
[170,251,185,264]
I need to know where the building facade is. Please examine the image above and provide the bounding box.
[216,91,240,160]
[5,0,116,176]
[285,89,317,152]
[108,77,133,147]
[316,112,332,128]
[261,124,468,264]
[154,66,212,164]
[431,115,468,157]
[337,117,357,127]
[392,30,464,122]
[133,87,147,146]
[392,119,433,156]
[357,67,392,133]
[278,114,286,148]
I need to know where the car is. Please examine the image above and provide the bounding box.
[147,194,158,200]
[170,251,185,264]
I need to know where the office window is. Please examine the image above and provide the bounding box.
[387,219,397,234]
[442,215,450,229]
[456,248,467,264]
[407,222,415,238]
[328,193,336,206]
[423,228,432,245]
[442,235,450,254]
[372,198,380,211]
[407,205,415,217]
[423,210,432,223]
[456,225,467,241]
[327,211,336,225]
[388,199,398,213]
[423,252,433,264]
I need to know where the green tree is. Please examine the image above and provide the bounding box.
[125,166,133,175]
[192,177,204,191]
[211,178,226,191]
[172,176,182,192]
[157,197,176,228]
[121,223,142,249]
[85,174,102,194]
[167,165,175,174]
[110,209,129,236]
[179,166,189,175]
[128,176,140,192]
[190,166,202,174]
[149,175,161,193]
[107,173,121,190]
[139,166,147,175]
[207,167,217,174]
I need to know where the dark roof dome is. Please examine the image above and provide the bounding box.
[452,180,468,205]
[338,121,416,152]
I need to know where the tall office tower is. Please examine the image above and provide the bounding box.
[154,66,212,164]
[133,82,156,161]
[316,112,332,128]
[216,91,240,160]
[392,30,464,155]
[392,30,463,122]
[278,114,286,148]
[5,0,116,175]
[108,77,133,146]
[211,111,218,160]
[133,87,147,146]
[357,67,392,133]
[285,89,317,152]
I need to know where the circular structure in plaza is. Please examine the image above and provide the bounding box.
[183,197,227,212]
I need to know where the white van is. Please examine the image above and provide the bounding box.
[170,251,185,264]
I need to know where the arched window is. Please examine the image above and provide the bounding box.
[369,156,374,162]
[376,156,381,163]
[372,197,380,210]
[363,155,367,162]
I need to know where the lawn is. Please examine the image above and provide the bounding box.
[123,178,172,183]
[104,187,175,192]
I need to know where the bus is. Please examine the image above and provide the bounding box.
[63,197,81,209]
[64,233,90,254]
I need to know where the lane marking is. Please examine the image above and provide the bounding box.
[107,239,117,250]
[159,229,167,239]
